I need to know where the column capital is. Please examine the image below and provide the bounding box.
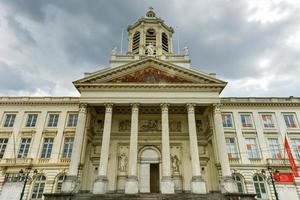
[160,103,169,112]
[131,103,140,112]
[186,103,196,113]
[79,103,88,113]
[104,103,113,113]
[213,103,222,114]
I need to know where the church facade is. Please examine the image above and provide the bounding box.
[0,8,300,200]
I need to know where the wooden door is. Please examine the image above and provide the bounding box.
[150,164,160,193]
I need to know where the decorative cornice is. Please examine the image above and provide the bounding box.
[0,97,80,106]
[221,97,300,107]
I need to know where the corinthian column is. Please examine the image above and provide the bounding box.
[187,104,206,194]
[213,104,237,193]
[160,103,175,194]
[93,104,113,194]
[62,103,87,192]
[125,104,139,194]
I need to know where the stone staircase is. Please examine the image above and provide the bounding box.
[45,192,256,200]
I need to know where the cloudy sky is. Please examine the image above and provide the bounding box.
[0,0,299,97]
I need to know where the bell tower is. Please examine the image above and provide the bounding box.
[127,7,174,56]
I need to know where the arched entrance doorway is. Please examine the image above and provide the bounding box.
[139,146,161,193]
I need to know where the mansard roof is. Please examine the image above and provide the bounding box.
[73,57,227,93]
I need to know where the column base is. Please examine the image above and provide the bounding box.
[62,175,78,193]
[220,176,238,193]
[93,176,108,194]
[161,176,175,194]
[125,175,139,194]
[191,176,206,194]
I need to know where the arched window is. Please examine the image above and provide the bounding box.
[132,31,140,54]
[253,175,268,199]
[31,175,46,199]
[162,32,169,53]
[146,28,156,55]
[233,174,245,193]
[56,174,66,192]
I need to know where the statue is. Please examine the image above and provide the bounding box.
[146,43,155,56]
[111,47,117,56]
[171,155,180,173]
[183,46,189,55]
[119,153,127,172]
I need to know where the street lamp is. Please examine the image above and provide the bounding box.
[19,167,38,200]
[261,167,279,200]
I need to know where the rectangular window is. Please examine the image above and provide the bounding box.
[47,114,59,127]
[284,114,297,128]
[40,138,54,158]
[225,138,239,159]
[222,113,233,128]
[26,114,38,127]
[245,138,260,159]
[240,114,253,128]
[268,138,282,159]
[290,138,300,159]
[18,138,31,158]
[261,114,275,128]
[62,137,74,158]
[3,114,16,127]
[0,138,8,159]
[67,114,78,127]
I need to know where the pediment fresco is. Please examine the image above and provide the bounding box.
[108,67,193,84]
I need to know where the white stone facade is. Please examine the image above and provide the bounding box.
[0,8,300,200]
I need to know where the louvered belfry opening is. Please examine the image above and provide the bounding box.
[162,32,169,53]
[145,28,156,55]
[132,31,140,54]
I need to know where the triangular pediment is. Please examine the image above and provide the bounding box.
[73,57,227,92]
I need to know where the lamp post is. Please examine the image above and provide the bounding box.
[19,167,38,200]
[261,167,279,200]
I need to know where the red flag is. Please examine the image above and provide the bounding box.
[284,136,299,177]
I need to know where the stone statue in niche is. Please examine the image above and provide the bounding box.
[170,121,181,132]
[146,42,155,55]
[139,120,161,132]
[196,120,203,132]
[94,119,104,132]
[171,154,180,173]
[119,120,131,132]
[119,153,128,172]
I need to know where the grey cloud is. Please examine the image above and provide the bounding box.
[0,0,299,96]
[6,15,37,46]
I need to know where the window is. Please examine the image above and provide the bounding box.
[26,114,38,127]
[290,138,300,159]
[56,174,66,192]
[31,175,46,199]
[222,113,233,128]
[225,138,239,159]
[233,174,244,193]
[3,114,16,127]
[245,138,260,159]
[67,114,78,127]
[253,175,268,199]
[62,137,74,158]
[47,114,59,127]
[0,138,8,159]
[240,114,253,128]
[268,138,282,159]
[284,114,297,128]
[17,138,31,158]
[40,138,54,158]
[261,114,275,128]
